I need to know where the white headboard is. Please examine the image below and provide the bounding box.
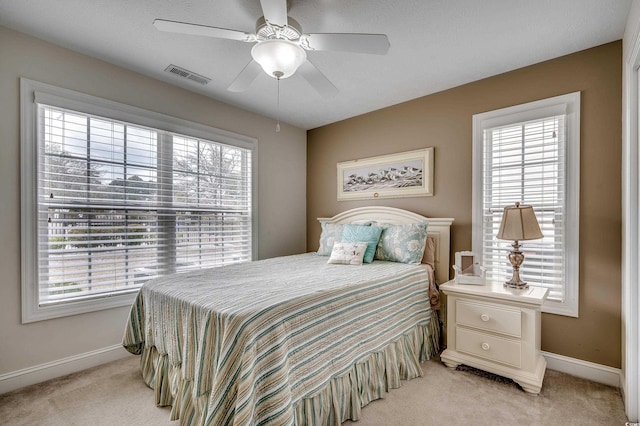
[317,206,454,284]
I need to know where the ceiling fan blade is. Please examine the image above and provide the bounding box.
[297,60,338,98]
[153,19,256,42]
[228,60,262,92]
[301,33,390,55]
[259,0,288,27]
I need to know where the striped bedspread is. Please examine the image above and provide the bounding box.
[123,253,439,425]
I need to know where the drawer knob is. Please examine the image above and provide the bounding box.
[480,314,490,322]
[481,342,490,351]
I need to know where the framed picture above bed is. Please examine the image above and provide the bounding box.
[337,147,434,200]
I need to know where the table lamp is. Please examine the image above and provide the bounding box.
[496,202,543,289]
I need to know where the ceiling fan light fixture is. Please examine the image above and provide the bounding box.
[251,39,306,79]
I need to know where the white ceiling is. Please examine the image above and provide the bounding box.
[0,0,631,130]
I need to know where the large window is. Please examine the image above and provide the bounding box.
[21,79,256,322]
[472,92,580,317]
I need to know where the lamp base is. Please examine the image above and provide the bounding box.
[504,241,529,290]
[504,280,529,290]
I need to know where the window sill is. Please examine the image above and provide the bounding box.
[22,291,138,324]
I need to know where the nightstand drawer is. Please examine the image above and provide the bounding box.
[456,299,521,337]
[456,327,522,368]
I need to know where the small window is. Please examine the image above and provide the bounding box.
[21,79,256,322]
[472,92,580,317]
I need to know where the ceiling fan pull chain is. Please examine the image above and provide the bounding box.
[276,74,282,132]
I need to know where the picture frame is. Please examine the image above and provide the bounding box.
[337,148,434,201]
[453,251,486,285]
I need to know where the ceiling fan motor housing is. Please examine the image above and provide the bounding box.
[255,16,302,41]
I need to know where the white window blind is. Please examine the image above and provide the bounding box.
[481,117,565,299]
[38,105,253,306]
[472,92,580,317]
[21,79,256,322]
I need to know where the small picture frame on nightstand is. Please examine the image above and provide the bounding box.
[452,251,486,285]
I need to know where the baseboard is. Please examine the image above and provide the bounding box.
[542,351,622,388]
[0,344,132,395]
[0,347,621,395]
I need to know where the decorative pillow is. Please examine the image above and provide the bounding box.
[375,222,429,264]
[341,224,383,263]
[327,242,369,265]
[317,222,345,256]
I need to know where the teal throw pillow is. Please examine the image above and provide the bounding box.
[342,224,383,263]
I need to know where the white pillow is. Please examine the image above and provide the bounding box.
[327,242,369,266]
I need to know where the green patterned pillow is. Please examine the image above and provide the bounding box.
[375,222,429,264]
[341,224,383,263]
[317,222,345,256]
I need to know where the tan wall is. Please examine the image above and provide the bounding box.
[307,41,622,368]
[0,26,307,375]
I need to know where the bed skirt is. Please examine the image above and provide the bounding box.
[135,310,440,426]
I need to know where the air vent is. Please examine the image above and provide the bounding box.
[164,64,211,85]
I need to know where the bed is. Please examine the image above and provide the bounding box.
[122,206,454,425]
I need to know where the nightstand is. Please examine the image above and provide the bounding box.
[439,280,549,394]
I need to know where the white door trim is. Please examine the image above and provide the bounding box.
[622,3,640,420]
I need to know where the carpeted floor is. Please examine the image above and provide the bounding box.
[0,354,628,425]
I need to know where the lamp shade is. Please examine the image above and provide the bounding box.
[496,202,543,241]
[251,39,307,79]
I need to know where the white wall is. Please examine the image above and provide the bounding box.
[0,25,307,388]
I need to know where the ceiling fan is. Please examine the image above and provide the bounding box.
[153,0,390,98]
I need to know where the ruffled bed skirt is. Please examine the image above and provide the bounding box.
[138,310,440,425]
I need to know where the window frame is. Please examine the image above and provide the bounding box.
[471,92,580,317]
[20,78,258,323]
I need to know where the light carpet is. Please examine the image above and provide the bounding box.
[0,355,628,425]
